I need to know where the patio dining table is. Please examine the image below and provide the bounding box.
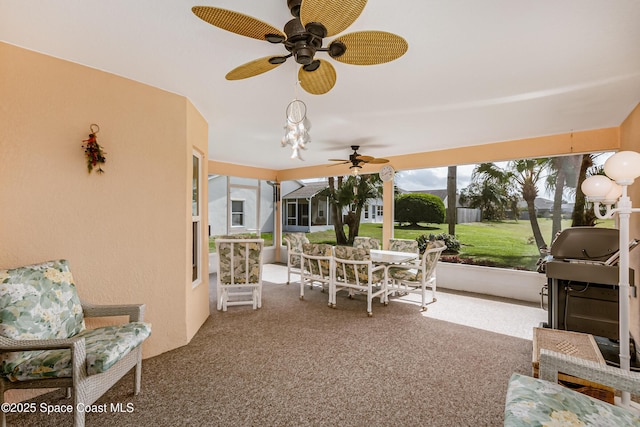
[370,249,418,265]
[370,249,419,303]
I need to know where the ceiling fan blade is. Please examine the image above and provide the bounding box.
[356,155,374,163]
[300,0,367,37]
[192,6,286,42]
[225,56,285,80]
[328,161,350,166]
[331,31,408,65]
[298,59,336,95]
[328,159,349,162]
[368,158,390,164]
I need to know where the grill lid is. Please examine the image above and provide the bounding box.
[550,227,619,261]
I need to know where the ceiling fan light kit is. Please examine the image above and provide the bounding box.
[192,0,408,95]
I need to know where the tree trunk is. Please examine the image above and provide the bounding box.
[527,198,547,250]
[328,177,348,244]
[551,157,566,240]
[447,165,457,235]
[571,154,596,227]
[522,180,547,250]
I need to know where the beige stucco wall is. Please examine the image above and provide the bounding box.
[0,42,209,365]
[620,103,640,349]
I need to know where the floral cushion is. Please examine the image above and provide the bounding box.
[2,322,151,381]
[334,246,384,284]
[216,240,262,284]
[504,373,640,426]
[0,259,85,342]
[388,239,418,253]
[353,237,380,250]
[388,241,444,283]
[284,233,309,267]
[302,243,333,276]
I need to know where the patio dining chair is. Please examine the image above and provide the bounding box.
[353,236,380,251]
[283,232,309,285]
[388,238,419,254]
[300,243,334,302]
[387,240,446,311]
[215,238,264,311]
[332,245,386,317]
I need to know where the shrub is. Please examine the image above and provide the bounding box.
[394,193,445,226]
[416,233,460,254]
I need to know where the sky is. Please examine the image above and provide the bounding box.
[303,152,613,202]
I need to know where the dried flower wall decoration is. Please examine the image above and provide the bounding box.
[82,124,106,173]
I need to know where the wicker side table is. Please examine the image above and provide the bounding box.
[532,327,615,404]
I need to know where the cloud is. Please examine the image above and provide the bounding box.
[396,165,475,192]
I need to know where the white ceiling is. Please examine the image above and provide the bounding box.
[2,1,640,171]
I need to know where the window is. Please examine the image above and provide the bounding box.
[376,205,383,217]
[364,204,369,219]
[287,201,297,225]
[192,151,202,286]
[318,203,325,218]
[231,200,245,226]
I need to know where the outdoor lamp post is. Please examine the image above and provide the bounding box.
[581,150,640,408]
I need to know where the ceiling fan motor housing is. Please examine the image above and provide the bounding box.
[284,18,323,65]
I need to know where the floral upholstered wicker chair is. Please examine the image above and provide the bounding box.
[283,233,309,285]
[353,236,381,251]
[299,243,334,301]
[504,349,640,426]
[387,240,446,311]
[388,238,419,254]
[0,259,151,427]
[215,238,264,311]
[332,246,386,317]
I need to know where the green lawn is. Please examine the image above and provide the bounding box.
[209,218,614,271]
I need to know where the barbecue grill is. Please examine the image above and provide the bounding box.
[544,227,636,341]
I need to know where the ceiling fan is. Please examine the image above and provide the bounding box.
[329,145,389,172]
[192,0,408,95]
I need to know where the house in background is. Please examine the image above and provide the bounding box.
[282,181,384,232]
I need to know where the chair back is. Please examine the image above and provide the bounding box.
[353,236,381,251]
[283,233,309,254]
[302,243,333,277]
[420,240,447,278]
[388,238,418,253]
[334,245,377,284]
[215,238,264,285]
[0,259,85,342]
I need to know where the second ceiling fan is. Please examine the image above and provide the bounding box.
[192,0,408,94]
[329,145,389,173]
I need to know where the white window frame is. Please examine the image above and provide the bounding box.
[376,205,383,217]
[231,199,245,227]
[192,150,203,288]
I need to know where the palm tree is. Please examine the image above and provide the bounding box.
[323,174,382,245]
[475,159,552,250]
[446,166,457,235]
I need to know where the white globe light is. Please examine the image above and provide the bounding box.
[581,175,613,201]
[604,151,640,185]
[603,183,623,204]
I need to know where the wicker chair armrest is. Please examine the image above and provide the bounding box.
[81,302,145,322]
[539,349,640,395]
[0,335,82,352]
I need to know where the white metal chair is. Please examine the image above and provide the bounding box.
[215,238,264,311]
[299,243,334,302]
[387,240,446,311]
[388,238,419,254]
[353,236,381,251]
[283,232,309,285]
[332,246,386,317]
